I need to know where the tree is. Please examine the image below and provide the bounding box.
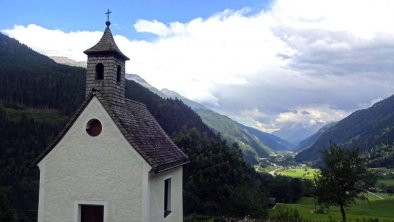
[290,178,304,203]
[172,127,268,218]
[0,187,14,222]
[314,143,372,222]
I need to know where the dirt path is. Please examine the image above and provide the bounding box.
[367,191,384,199]
[269,167,283,176]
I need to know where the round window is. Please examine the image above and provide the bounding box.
[86,119,102,136]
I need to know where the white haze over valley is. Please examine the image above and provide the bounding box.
[3,0,394,135]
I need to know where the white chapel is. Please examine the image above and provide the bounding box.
[34,15,189,222]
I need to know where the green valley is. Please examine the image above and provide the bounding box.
[275,167,319,180]
[270,196,394,222]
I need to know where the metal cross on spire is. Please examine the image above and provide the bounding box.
[105,9,112,22]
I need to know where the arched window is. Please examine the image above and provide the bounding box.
[116,65,121,83]
[95,63,104,80]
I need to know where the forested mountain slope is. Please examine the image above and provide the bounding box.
[238,123,294,151]
[128,74,295,161]
[0,33,85,115]
[296,95,394,167]
[197,109,273,163]
[295,122,336,153]
[0,33,211,135]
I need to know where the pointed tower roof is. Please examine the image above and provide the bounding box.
[84,22,129,60]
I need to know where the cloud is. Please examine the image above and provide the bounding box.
[231,104,348,133]
[3,0,394,136]
[3,24,102,61]
[134,19,172,37]
[275,105,347,126]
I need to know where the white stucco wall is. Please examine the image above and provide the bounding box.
[149,167,183,222]
[37,97,152,222]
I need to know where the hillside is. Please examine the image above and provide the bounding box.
[125,80,212,135]
[126,74,208,111]
[126,73,167,98]
[161,88,208,111]
[197,109,272,163]
[50,56,86,68]
[238,123,294,151]
[0,33,86,115]
[161,88,294,154]
[158,88,276,160]
[295,122,336,153]
[128,74,296,159]
[272,123,323,146]
[296,95,394,166]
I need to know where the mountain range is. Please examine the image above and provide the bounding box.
[126,58,394,168]
[295,122,337,153]
[126,73,295,163]
[76,62,394,168]
[124,76,322,151]
[33,36,394,168]
[272,123,325,146]
[296,96,394,167]
[50,56,86,68]
[238,123,294,151]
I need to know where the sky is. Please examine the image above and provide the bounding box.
[2,0,394,135]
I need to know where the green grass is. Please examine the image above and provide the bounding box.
[270,196,394,221]
[365,192,383,201]
[276,167,319,180]
[369,168,394,174]
[4,105,68,124]
[372,167,394,188]
[377,178,394,186]
[375,193,394,199]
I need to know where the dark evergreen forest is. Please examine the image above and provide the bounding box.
[0,33,311,221]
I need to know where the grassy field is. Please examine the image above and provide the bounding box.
[372,168,394,188]
[255,165,280,174]
[369,168,394,174]
[265,167,394,221]
[276,167,319,180]
[270,195,394,221]
[377,178,394,186]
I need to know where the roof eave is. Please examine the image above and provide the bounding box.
[83,49,130,61]
[151,159,190,174]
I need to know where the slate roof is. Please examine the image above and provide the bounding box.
[34,91,189,173]
[83,25,129,60]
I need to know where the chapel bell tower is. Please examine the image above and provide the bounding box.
[83,10,130,104]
